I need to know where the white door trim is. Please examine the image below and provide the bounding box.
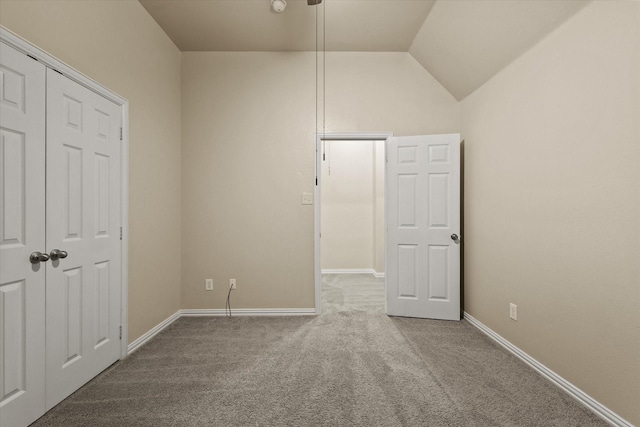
[0,26,130,359]
[314,132,393,314]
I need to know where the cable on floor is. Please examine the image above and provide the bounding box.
[225,285,233,317]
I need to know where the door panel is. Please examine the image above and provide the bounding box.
[428,174,449,227]
[45,69,121,410]
[398,174,418,227]
[428,245,449,300]
[386,134,460,320]
[0,42,46,427]
[63,144,84,240]
[397,244,418,298]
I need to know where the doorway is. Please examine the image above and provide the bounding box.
[314,132,392,314]
[314,132,461,320]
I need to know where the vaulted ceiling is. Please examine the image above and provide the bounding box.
[140,0,589,100]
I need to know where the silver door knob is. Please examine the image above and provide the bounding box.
[451,234,459,241]
[50,249,68,260]
[30,251,50,264]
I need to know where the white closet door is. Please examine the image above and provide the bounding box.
[0,42,47,427]
[45,69,122,409]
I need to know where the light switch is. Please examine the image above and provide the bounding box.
[301,192,313,205]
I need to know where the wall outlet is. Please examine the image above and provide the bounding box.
[205,279,213,291]
[509,303,518,321]
[301,192,313,205]
[229,278,236,290]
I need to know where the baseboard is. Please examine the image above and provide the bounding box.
[322,268,385,278]
[463,312,633,427]
[373,271,385,278]
[181,308,316,317]
[127,310,181,355]
[126,308,316,356]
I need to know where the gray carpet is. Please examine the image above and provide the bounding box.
[322,273,386,314]
[32,274,607,426]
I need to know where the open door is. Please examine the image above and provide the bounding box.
[386,134,461,320]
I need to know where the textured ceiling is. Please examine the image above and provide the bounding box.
[140,0,590,100]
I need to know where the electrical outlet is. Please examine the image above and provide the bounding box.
[205,279,213,291]
[509,303,518,321]
[301,192,313,205]
[230,278,236,290]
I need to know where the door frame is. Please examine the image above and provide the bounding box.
[314,132,392,314]
[1,27,130,359]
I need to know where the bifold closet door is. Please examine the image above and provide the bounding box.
[0,42,47,427]
[45,69,122,410]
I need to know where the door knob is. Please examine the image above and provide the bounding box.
[451,234,460,241]
[50,249,68,260]
[30,251,50,264]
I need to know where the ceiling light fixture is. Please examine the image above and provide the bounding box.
[271,0,286,13]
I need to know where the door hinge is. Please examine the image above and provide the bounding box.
[315,177,318,186]
[120,226,123,240]
[119,326,122,340]
[120,128,123,141]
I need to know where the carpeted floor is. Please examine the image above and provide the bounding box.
[322,273,386,314]
[32,274,607,426]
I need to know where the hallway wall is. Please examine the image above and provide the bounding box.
[321,140,384,274]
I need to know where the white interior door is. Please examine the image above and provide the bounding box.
[0,42,47,427]
[45,69,122,409]
[386,134,460,320]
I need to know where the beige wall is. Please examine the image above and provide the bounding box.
[181,51,459,309]
[461,2,640,424]
[321,140,385,273]
[321,140,384,272]
[373,140,385,274]
[0,1,182,343]
[325,53,460,135]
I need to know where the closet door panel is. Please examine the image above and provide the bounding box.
[0,42,46,427]
[45,69,122,410]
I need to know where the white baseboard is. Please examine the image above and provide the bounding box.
[127,310,181,355]
[322,268,374,274]
[373,271,385,278]
[322,268,385,278]
[463,312,633,427]
[181,308,316,317]
[126,308,315,355]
